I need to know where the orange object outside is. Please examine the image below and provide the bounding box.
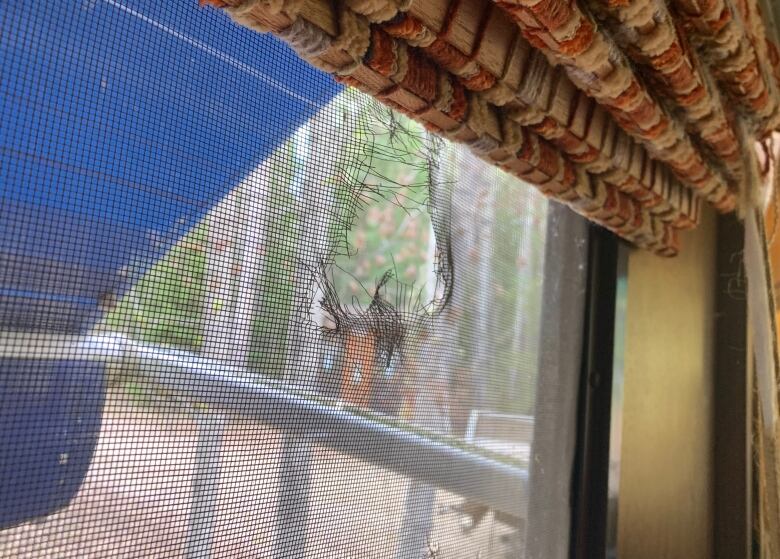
[341,331,377,408]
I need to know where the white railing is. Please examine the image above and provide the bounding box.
[0,333,528,558]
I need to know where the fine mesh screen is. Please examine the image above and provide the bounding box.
[0,2,589,558]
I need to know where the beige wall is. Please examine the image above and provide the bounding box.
[617,207,716,558]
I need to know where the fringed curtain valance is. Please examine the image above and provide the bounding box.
[200,0,780,255]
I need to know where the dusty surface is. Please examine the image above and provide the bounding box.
[0,395,518,558]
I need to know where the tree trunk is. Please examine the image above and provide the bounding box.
[274,96,355,558]
[232,168,272,373]
[395,141,455,559]
[473,162,496,411]
[202,192,241,363]
[193,171,272,557]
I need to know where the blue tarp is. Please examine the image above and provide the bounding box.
[0,0,340,528]
[0,359,105,528]
[1,0,341,333]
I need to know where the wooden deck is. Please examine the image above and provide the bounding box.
[0,393,519,558]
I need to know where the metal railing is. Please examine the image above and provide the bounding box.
[1,333,528,557]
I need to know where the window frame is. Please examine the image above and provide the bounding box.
[570,225,621,559]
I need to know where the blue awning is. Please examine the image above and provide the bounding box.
[0,0,342,529]
[0,0,341,333]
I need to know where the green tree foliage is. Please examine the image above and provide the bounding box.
[331,107,434,309]
[103,224,207,351]
[101,90,547,416]
[249,139,298,375]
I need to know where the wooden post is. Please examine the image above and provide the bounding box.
[188,151,272,559]
[187,191,242,559]
[395,143,455,559]
[274,96,348,558]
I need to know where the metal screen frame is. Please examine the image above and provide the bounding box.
[570,225,621,559]
[1,204,600,559]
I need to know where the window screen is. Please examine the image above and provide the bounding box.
[0,2,589,558]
